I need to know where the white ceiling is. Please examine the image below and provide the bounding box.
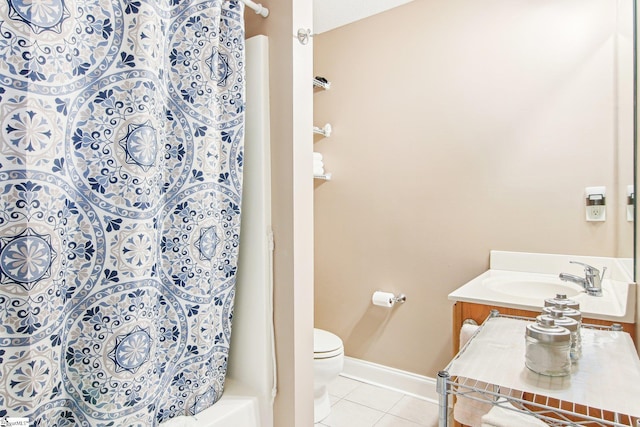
[313,0,415,34]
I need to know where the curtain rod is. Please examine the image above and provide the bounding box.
[240,0,269,17]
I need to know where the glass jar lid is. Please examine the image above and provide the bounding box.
[542,304,581,322]
[526,317,571,342]
[544,293,579,310]
[537,310,578,332]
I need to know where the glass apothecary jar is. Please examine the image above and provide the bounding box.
[538,310,581,360]
[525,317,571,376]
[542,303,582,360]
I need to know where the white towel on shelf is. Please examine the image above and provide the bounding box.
[453,323,490,427]
[313,152,323,161]
[313,166,325,176]
[480,402,549,427]
[460,323,478,349]
[313,160,324,169]
[453,381,493,427]
[454,387,527,427]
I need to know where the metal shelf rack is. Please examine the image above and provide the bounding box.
[437,311,640,427]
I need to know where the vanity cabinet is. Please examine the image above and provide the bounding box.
[452,301,636,356]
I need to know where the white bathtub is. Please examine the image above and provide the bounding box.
[161,380,260,427]
[191,380,261,427]
[193,398,258,426]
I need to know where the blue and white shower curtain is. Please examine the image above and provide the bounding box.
[0,0,245,425]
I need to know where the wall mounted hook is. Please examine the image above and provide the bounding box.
[313,123,332,138]
[297,28,313,45]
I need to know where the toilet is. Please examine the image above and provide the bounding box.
[313,328,344,423]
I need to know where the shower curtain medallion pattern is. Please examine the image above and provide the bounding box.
[0,0,245,425]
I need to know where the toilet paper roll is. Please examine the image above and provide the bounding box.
[372,291,395,307]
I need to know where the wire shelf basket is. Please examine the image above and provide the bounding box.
[437,311,640,427]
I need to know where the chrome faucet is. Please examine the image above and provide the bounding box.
[559,261,606,297]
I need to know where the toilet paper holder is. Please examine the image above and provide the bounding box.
[372,291,407,307]
[393,294,407,304]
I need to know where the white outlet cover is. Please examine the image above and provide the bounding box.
[586,205,606,222]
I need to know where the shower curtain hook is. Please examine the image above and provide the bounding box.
[297,28,313,45]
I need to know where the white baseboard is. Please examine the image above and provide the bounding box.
[341,356,438,403]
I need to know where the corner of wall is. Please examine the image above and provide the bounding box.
[258,0,315,426]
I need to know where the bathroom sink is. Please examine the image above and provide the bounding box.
[448,251,636,323]
[450,269,633,322]
[482,277,583,301]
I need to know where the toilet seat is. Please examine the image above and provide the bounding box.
[314,328,343,359]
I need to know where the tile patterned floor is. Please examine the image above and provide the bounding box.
[315,376,440,427]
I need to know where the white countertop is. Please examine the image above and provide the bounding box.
[448,251,636,323]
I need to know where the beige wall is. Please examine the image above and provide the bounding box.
[314,0,634,376]
[246,0,315,425]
